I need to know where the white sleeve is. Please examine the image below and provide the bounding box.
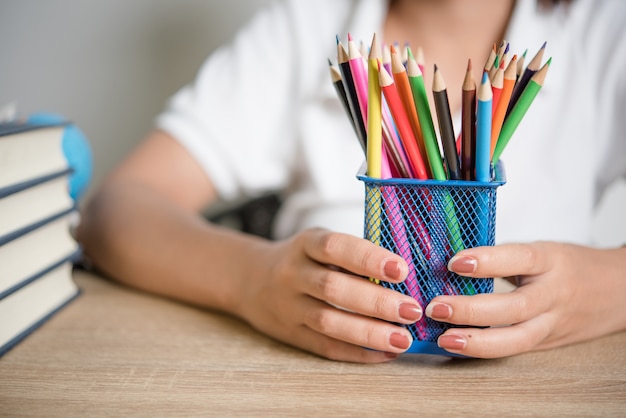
[155,1,299,201]
[588,0,626,190]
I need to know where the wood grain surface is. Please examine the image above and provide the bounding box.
[1,269,624,417]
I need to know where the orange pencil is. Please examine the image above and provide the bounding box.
[390,45,429,177]
[491,54,517,157]
[379,63,429,179]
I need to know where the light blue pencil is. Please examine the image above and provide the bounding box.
[475,72,493,182]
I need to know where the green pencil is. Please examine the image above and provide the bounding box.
[492,58,551,165]
[406,52,446,181]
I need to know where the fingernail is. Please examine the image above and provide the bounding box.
[390,332,411,350]
[399,302,422,322]
[438,334,466,351]
[425,302,452,320]
[448,255,477,274]
[383,260,401,280]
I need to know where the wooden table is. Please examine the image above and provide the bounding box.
[1,269,625,416]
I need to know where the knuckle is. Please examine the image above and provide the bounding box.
[317,232,342,258]
[509,293,531,324]
[316,271,341,300]
[307,308,335,333]
[519,244,539,270]
[363,325,378,348]
[372,292,393,319]
[316,339,342,361]
[465,303,483,324]
[358,250,376,274]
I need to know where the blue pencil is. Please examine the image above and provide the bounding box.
[475,72,493,182]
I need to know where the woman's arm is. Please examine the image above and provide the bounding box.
[78,130,423,363]
[425,242,626,358]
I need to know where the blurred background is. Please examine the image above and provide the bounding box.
[1,0,624,247]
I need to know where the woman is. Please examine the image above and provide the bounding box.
[78,0,626,362]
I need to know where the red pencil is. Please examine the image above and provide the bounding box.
[491,65,504,116]
[378,63,429,179]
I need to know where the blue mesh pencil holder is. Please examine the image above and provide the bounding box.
[358,162,506,356]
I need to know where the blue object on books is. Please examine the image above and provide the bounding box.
[27,112,93,202]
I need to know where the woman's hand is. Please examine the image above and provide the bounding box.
[234,227,423,363]
[426,242,626,358]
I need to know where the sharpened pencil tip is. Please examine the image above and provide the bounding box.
[336,34,340,44]
[347,32,353,41]
[467,58,472,71]
[434,63,438,72]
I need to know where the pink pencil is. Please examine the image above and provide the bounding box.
[347,33,369,126]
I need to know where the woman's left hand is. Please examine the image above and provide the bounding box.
[425,242,626,358]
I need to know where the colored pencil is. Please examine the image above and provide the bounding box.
[406,54,445,180]
[507,41,546,116]
[365,33,382,179]
[379,63,429,180]
[476,72,493,182]
[328,59,362,151]
[390,45,429,177]
[490,54,517,158]
[493,58,551,165]
[461,59,476,181]
[347,33,369,129]
[432,65,461,180]
[516,49,528,82]
[370,37,413,178]
[382,43,392,75]
[488,55,500,81]
[484,44,497,73]
[414,46,426,76]
[337,36,368,149]
[490,65,504,116]
[500,43,511,73]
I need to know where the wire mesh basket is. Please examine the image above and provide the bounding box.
[358,163,506,355]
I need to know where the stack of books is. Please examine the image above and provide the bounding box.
[0,121,82,356]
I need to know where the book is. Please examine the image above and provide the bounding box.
[0,259,80,357]
[0,169,74,239]
[0,119,85,357]
[0,122,68,189]
[0,209,79,299]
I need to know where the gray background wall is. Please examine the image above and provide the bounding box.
[1,0,624,247]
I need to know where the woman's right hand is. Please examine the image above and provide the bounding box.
[233,227,423,363]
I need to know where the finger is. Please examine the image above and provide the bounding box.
[302,228,408,283]
[446,242,556,279]
[299,262,422,325]
[425,284,553,327]
[284,324,401,364]
[299,296,414,354]
[435,314,553,358]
